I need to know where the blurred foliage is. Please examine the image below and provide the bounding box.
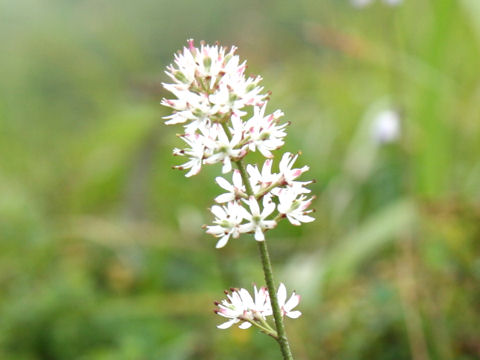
[1,0,480,359]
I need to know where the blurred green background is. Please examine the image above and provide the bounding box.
[1,0,480,359]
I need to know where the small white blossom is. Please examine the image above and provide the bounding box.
[246,104,288,158]
[278,152,310,186]
[246,159,279,195]
[172,133,206,177]
[214,283,301,329]
[371,109,401,144]
[215,286,272,329]
[214,169,247,203]
[206,201,245,248]
[277,187,315,226]
[204,124,246,173]
[276,283,302,319]
[239,195,277,241]
[215,288,254,329]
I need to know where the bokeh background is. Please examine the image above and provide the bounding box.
[1,0,480,359]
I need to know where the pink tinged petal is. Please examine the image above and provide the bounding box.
[258,147,273,159]
[286,310,302,319]
[254,227,265,241]
[262,159,273,177]
[277,283,287,306]
[187,39,195,51]
[292,169,303,178]
[217,319,237,329]
[217,306,237,318]
[238,322,252,329]
[215,234,230,249]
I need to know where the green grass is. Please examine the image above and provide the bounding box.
[1,0,480,359]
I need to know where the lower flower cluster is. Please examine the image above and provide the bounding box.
[214,283,301,334]
[206,152,315,248]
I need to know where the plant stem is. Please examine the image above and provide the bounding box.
[219,122,294,359]
[235,159,294,360]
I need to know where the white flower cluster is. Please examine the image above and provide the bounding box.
[207,152,314,248]
[162,40,315,249]
[215,283,301,330]
[162,39,286,176]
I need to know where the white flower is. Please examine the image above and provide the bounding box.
[162,39,267,132]
[162,90,216,134]
[276,283,302,319]
[204,124,246,173]
[371,109,400,144]
[239,195,277,241]
[278,152,310,186]
[246,104,288,158]
[215,286,272,329]
[246,158,279,195]
[215,288,254,329]
[172,133,206,177]
[163,40,316,247]
[214,283,301,330]
[277,187,315,226]
[206,201,245,248]
[214,170,247,203]
[253,285,271,315]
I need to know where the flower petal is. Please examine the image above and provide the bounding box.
[216,176,233,191]
[217,318,237,329]
[215,193,234,203]
[286,310,302,319]
[254,227,265,241]
[215,234,230,248]
[284,294,300,312]
[238,321,252,329]
[277,283,287,306]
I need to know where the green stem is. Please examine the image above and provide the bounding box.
[235,159,294,360]
[220,122,294,360]
[248,318,278,340]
